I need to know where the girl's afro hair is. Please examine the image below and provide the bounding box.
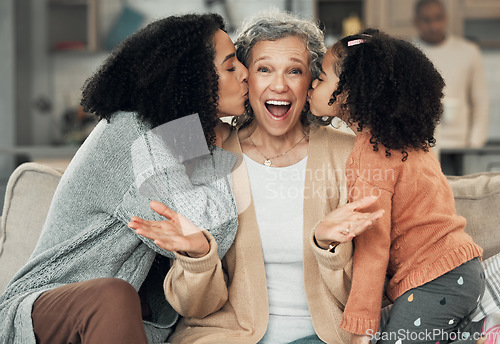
[330,29,445,160]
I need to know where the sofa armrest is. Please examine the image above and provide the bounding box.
[0,163,63,293]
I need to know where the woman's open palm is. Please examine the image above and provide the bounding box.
[128,201,210,258]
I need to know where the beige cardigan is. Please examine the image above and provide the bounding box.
[165,125,355,344]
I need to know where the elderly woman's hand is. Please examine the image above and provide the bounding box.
[128,201,210,258]
[314,196,385,250]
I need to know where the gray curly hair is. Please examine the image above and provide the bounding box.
[235,11,326,79]
[233,10,330,128]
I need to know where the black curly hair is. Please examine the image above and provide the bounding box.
[329,29,445,161]
[81,13,225,148]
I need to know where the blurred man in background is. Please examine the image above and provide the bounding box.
[413,0,489,151]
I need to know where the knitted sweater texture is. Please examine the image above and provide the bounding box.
[340,132,483,335]
[0,112,238,344]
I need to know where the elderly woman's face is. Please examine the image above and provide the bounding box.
[247,36,311,136]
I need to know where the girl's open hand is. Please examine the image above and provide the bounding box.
[128,200,210,258]
[314,196,385,250]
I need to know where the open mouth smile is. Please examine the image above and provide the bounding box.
[265,100,292,120]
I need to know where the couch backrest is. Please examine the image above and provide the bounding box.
[447,172,500,260]
[0,163,63,293]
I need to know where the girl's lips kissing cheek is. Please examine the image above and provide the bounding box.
[264,100,292,120]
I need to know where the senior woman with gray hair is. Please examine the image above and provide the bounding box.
[132,11,382,344]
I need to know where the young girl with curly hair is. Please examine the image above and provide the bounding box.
[0,13,248,344]
[309,30,499,344]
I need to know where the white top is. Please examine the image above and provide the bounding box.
[413,36,489,148]
[243,154,314,344]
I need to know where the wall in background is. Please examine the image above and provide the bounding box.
[0,0,15,210]
[484,50,500,142]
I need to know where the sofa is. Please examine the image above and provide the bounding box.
[1,162,500,295]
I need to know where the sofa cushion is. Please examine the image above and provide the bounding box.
[0,163,63,293]
[448,171,500,260]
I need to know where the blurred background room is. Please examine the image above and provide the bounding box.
[1,0,500,209]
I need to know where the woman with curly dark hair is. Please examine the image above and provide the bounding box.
[308,30,497,344]
[0,13,248,344]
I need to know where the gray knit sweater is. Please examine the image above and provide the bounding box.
[0,112,238,343]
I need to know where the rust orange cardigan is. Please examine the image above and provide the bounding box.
[340,132,483,335]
